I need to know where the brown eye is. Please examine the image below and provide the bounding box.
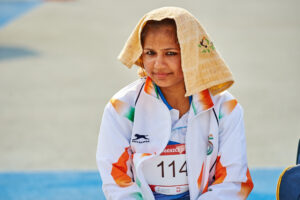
[166,51,177,56]
[145,50,155,55]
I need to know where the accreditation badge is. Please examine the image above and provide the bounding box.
[143,144,188,195]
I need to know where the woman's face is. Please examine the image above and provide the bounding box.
[141,25,184,90]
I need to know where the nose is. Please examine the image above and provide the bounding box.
[153,54,166,70]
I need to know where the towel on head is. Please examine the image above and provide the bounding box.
[118,7,234,96]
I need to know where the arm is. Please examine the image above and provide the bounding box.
[96,100,143,200]
[199,99,254,200]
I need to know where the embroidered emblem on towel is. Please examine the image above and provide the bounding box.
[198,37,215,53]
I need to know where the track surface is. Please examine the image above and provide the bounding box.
[0,0,299,199]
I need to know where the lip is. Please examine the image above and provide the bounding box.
[153,72,171,79]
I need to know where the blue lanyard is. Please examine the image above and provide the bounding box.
[155,84,192,110]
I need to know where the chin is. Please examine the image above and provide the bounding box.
[152,79,172,88]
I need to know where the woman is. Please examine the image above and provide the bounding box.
[96,7,253,200]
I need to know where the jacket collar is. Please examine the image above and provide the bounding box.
[191,89,214,115]
[144,76,159,99]
[143,77,214,115]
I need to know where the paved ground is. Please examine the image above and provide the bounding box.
[0,0,299,171]
[0,169,284,200]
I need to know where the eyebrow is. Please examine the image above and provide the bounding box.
[143,48,180,51]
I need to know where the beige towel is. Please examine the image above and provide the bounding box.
[118,7,234,96]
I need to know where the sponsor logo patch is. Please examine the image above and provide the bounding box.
[132,134,150,143]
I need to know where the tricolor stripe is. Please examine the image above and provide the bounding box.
[144,77,159,98]
[238,168,254,199]
[197,162,205,189]
[219,99,238,119]
[140,153,152,158]
[212,156,227,185]
[110,98,135,122]
[131,192,143,200]
[111,147,133,187]
[198,89,214,111]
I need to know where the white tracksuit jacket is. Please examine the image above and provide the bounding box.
[96,77,253,200]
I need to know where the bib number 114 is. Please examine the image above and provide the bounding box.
[157,160,187,178]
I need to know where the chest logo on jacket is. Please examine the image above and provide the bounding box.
[207,134,214,155]
[132,134,150,143]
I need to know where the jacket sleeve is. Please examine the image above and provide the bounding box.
[96,101,143,200]
[198,99,254,200]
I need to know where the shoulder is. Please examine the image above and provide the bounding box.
[212,90,236,105]
[110,78,146,107]
[104,78,145,122]
[211,91,243,120]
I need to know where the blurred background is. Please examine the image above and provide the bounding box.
[0,0,299,199]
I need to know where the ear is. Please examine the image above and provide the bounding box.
[138,67,147,77]
[136,57,143,68]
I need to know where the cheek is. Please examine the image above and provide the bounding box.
[142,57,153,71]
[172,57,183,74]
[176,68,184,79]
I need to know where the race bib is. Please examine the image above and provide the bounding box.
[143,144,188,195]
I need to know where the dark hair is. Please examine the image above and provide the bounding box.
[140,18,178,47]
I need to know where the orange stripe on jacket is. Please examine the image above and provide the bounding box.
[144,77,154,95]
[198,89,214,111]
[223,99,237,113]
[223,99,238,115]
[212,156,227,185]
[219,99,238,119]
[141,153,152,158]
[197,162,209,194]
[197,163,205,189]
[238,168,254,199]
[203,180,209,193]
[110,98,126,113]
[111,147,133,187]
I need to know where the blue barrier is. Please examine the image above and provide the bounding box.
[0,169,283,200]
[0,171,105,200]
[248,168,282,200]
[0,0,42,28]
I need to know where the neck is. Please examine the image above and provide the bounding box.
[159,83,190,117]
